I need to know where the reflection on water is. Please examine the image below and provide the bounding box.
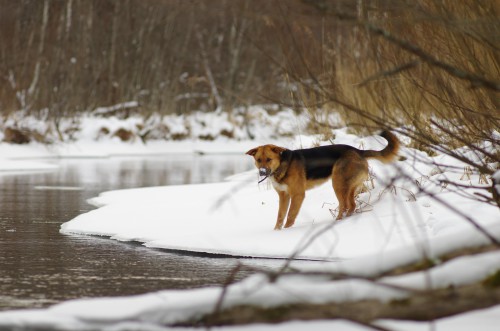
[0,155,257,310]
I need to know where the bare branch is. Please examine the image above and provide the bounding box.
[357,60,421,87]
[366,23,500,92]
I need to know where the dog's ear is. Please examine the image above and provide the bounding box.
[246,147,258,156]
[270,145,287,155]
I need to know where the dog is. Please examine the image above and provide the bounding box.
[246,130,400,230]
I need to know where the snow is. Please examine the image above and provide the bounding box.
[93,101,139,116]
[1,254,500,329]
[0,107,317,160]
[4,313,500,331]
[378,305,500,331]
[0,158,58,173]
[59,130,499,262]
[494,170,500,196]
[0,116,499,330]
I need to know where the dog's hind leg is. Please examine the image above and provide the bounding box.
[346,179,366,217]
[332,162,349,220]
[334,152,369,220]
[346,186,357,217]
[347,162,369,217]
[333,182,348,220]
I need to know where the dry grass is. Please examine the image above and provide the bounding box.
[279,0,498,176]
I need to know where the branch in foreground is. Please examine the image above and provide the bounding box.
[301,1,500,92]
[366,24,500,92]
[183,281,500,328]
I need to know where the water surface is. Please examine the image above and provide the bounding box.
[0,155,263,310]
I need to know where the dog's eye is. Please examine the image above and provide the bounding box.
[257,158,261,162]
[266,158,271,162]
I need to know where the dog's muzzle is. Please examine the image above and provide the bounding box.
[259,167,271,177]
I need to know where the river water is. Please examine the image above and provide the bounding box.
[0,155,264,311]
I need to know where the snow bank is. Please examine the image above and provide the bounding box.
[0,107,338,157]
[1,125,498,330]
[0,135,262,159]
[0,107,325,159]
[1,252,499,329]
[3,309,500,331]
[378,305,500,331]
[61,130,499,263]
[0,158,58,173]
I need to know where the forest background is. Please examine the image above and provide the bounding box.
[0,0,498,181]
[0,1,499,327]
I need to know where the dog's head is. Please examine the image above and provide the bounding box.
[246,145,287,177]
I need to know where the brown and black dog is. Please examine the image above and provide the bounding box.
[246,130,400,230]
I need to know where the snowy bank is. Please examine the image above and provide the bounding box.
[60,129,499,262]
[1,253,499,330]
[0,129,499,330]
[3,305,500,331]
[0,134,258,173]
[0,107,336,159]
[0,158,58,173]
[0,107,330,165]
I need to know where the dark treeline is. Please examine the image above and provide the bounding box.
[0,0,320,117]
[0,0,498,131]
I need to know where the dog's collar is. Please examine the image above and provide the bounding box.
[257,149,293,184]
[272,149,293,182]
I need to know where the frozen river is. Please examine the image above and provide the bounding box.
[0,155,259,310]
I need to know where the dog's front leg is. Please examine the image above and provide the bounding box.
[275,191,290,230]
[284,192,305,228]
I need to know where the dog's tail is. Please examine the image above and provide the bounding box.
[361,130,400,163]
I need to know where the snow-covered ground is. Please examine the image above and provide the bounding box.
[58,129,499,261]
[0,107,324,158]
[0,108,307,172]
[2,304,500,331]
[0,117,499,330]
